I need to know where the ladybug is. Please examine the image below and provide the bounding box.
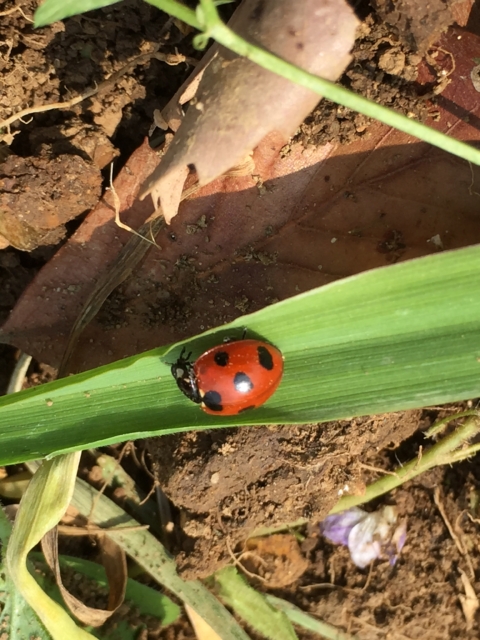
[171,339,284,415]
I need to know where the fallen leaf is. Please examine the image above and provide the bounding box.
[140,0,359,222]
[42,526,127,627]
[458,568,479,630]
[1,27,480,373]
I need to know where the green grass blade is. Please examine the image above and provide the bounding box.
[266,595,358,640]
[0,568,51,640]
[145,0,480,167]
[1,246,480,464]
[5,453,95,639]
[211,567,298,640]
[34,0,122,27]
[30,553,181,627]
[71,478,252,640]
[0,510,50,640]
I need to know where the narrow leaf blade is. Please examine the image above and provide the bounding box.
[34,0,122,27]
[0,246,479,464]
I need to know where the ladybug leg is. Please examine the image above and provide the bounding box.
[178,347,192,362]
[186,369,202,404]
[222,328,248,344]
[166,347,191,367]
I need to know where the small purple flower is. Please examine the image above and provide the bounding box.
[318,507,367,546]
[320,505,407,569]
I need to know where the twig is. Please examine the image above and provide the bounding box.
[109,164,159,248]
[329,412,480,515]
[0,5,33,21]
[357,462,399,478]
[87,443,130,523]
[56,211,166,378]
[57,523,149,536]
[433,487,475,580]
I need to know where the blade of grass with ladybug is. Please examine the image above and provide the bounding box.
[171,338,284,415]
[0,244,480,466]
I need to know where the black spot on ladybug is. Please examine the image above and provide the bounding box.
[202,390,223,412]
[257,346,274,370]
[233,372,254,393]
[238,405,256,413]
[214,351,229,367]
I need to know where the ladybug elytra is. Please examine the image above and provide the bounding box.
[171,339,284,415]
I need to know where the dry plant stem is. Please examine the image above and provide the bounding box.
[109,165,160,249]
[433,486,475,579]
[57,523,149,536]
[458,568,479,630]
[58,161,249,376]
[57,213,166,378]
[329,413,480,515]
[0,5,32,20]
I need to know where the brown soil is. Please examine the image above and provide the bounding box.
[149,405,480,639]
[2,0,480,638]
[294,12,428,148]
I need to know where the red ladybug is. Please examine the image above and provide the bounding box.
[171,339,284,415]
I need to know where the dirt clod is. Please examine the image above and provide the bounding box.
[0,153,101,250]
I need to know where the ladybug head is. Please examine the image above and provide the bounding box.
[171,349,202,404]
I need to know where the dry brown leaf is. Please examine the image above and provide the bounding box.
[42,526,127,627]
[140,0,359,222]
[458,568,479,630]
[2,28,480,372]
[451,0,476,27]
